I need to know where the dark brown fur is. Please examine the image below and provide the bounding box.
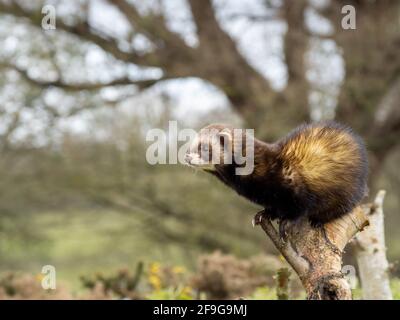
[191,121,368,226]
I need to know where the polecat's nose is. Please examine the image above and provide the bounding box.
[185,153,192,163]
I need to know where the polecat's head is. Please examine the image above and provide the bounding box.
[184,124,235,172]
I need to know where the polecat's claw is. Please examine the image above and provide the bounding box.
[279,220,288,240]
[252,210,266,227]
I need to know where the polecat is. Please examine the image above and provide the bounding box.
[184,121,368,227]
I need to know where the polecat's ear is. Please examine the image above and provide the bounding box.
[217,130,232,147]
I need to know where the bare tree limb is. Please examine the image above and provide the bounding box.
[187,0,277,119]
[0,0,288,131]
[0,2,139,63]
[282,0,308,85]
[0,1,172,69]
[0,63,161,91]
[224,13,280,22]
[107,0,184,45]
[257,202,370,299]
[374,77,400,131]
[107,0,199,74]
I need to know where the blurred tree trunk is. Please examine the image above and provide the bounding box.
[188,0,310,140]
[354,191,393,300]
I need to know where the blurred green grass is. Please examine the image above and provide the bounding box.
[2,207,400,293]
[0,210,201,291]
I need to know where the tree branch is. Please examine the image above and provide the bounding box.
[282,0,308,84]
[187,0,277,119]
[107,0,197,73]
[258,214,309,276]
[107,0,182,44]
[1,62,161,91]
[374,76,400,130]
[224,13,280,22]
[257,199,370,299]
[0,2,155,66]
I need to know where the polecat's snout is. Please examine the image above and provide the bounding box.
[184,127,220,170]
[184,147,215,170]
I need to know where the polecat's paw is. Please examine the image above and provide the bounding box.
[252,210,267,227]
[278,219,289,240]
[309,217,324,228]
